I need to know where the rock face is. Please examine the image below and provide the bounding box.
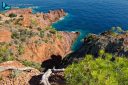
[62,30,128,67]
[0,8,78,84]
[0,25,78,63]
[0,28,12,42]
[0,8,78,63]
[80,31,128,56]
[0,61,40,85]
[20,31,78,63]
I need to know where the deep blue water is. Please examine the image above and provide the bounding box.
[1,0,128,50]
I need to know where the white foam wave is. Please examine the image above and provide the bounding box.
[59,17,64,20]
[59,13,68,21]
[28,6,39,9]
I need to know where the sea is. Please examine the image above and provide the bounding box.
[1,0,128,51]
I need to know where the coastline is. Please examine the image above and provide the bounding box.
[52,13,84,51]
[0,7,82,51]
[52,13,68,24]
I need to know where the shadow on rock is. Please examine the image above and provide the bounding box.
[49,74,66,85]
[29,74,42,85]
[41,55,62,72]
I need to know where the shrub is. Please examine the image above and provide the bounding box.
[4,55,15,61]
[49,28,57,34]
[46,26,57,34]
[21,60,42,71]
[11,30,20,39]
[111,26,124,33]
[39,30,44,38]
[117,27,123,33]
[31,18,37,26]
[10,70,21,78]
[17,45,24,55]
[8,13,17,18]
[44,39,48,43]
[46,26,53,30]
[64,53,128,85]
[11,29,36,42]
[0,43,15,63]
[57,34,62,39]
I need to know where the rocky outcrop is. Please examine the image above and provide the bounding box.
[22,9,66,28]
[5,8,66,28]
[62,30,128,67]
[19,31,79,63]
[79,31,128,57]
[0,61,40,85]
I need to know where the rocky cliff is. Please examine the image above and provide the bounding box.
[5,8,66,28]
[78,30,128,57]
[0,8,78,85]
[0,8,78,63]
[62,29,128,67]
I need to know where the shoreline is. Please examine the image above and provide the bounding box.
[0,7,82,51]
[51,12,83,51]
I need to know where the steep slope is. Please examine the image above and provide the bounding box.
[0,8,78,63]
[0,8,79,85]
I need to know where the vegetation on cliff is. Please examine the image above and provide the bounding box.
[0,8,80,85]
[64,50,128,85]
[2,8,128,85]
[64,28,128,85]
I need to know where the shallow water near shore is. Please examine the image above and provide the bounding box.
[1,0,128,51]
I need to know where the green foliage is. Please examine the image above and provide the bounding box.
[116,27,123,33]
[0,43,15,63]
[111,27,116,31]
[111,26,124,33]
[21,60,42,71]
[31,18,37,26]
[87,34,95,41]
[8,13,17,18]
[17,45,25,55]
[65,53,128,85]
[11,29,36,42]
[46,26,57,34]
[49,28,57,34]
[44,39,48,43]
[99,49,105,56]
[57,34,62,39]
[46,26,53,30]
[39,29,44,38]
[10,70,21,78]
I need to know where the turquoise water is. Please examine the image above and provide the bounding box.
[1,0,128,50]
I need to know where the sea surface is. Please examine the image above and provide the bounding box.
[1,0,128,50]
